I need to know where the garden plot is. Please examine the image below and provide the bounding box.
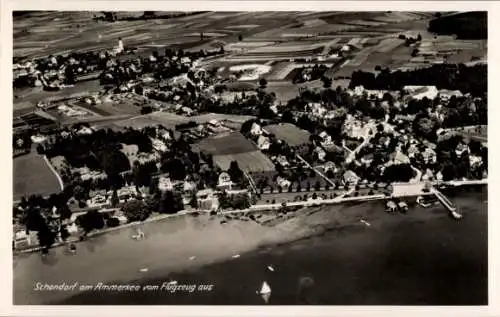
[213,151,276,173]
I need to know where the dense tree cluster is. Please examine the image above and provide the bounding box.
[291,64,329,84]
[349,64,486,97]
[228,161,244,184]
[37,128,157,176]
[428,11,487,40]
[441,96,487,128]
[159,136,200,180]
[121,199,150,222]
[95,11,206,22]
[412,113,441,142]
[133,161,158,189]
[158,191,184,214]
[382,163,415,183]
[14,193,73,250]
[76,210,105,233]
[218,191,251,210]
[434,135,488,181]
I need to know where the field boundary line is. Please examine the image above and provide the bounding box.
[42,154,64,191]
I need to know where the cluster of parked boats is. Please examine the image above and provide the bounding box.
[386,195,442,213]
[416,195,439,208]
[385,200,409,213]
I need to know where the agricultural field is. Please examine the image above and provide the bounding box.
[213,151,276,172]
[13,101,36,117]
[192,131,257,156]
[14,11,436,61]
[418,38,487,64]
[110,112,258,131]
[265,123,311,146]
[228,64,273,81]
[44,103,97,122]
[92,100,143,116]
[111,116,166,130]
[13,152,62,200]
[265,80,324,104]
[265,60,340,82]
[190,113,256,124]
[332,41,415,78]
[14,11,445,90]
[13,80,103,112]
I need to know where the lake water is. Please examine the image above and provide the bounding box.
[57,186,488,305]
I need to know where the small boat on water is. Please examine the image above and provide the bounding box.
[398,201,408,213]
[386,200,397,213]
[259,281,271,294]
[416,196,438,208]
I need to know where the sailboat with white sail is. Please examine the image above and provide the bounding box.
[258,281,272,303]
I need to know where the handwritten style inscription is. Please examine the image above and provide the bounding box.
[33,282,214,293]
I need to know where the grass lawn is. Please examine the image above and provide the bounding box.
[193,132,257,155]
[213,151,276,172]
[13,152,62,200]
[265,123,311,146]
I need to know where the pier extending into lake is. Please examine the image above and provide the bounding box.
[428,186,463,219]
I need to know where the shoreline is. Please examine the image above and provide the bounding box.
[13,185,486,305]
[49,186,487,305]
[13,180,487,256]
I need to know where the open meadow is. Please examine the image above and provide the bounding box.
[214,151,276,173]
[192,131,257,156]
[13,151,62,200]
[265,123,311,146]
